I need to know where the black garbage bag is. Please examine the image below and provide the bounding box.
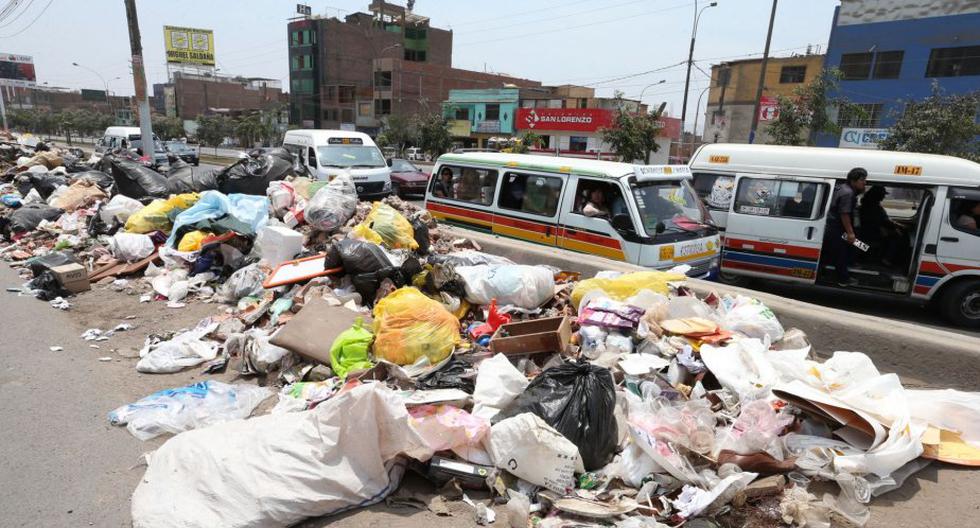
[412,218,430,255]
[15,173,68,199]
[167,160,219,194]
[88,205,120,237]
[216,149,294,195]
[424,264,468,299]
[70,170,115,191]
[104,155,173,199]
[5,204,64,238]
[417,356,476,393]
[28,250,79,277]
[350,258,423,307]
[495,360,618,471]
[324,239,392,274]
[28,270,71,301]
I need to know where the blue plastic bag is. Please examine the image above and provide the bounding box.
[165,190,269,247]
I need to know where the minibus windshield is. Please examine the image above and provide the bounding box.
[317,145,385,168]
[630,180,711,235]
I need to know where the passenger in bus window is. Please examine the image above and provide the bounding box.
[583,188,611,218]
[433,167,455,198]
[955,201,980,231]
[824,167,867,287]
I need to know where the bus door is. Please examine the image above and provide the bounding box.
[492,170,566,247]
[722,174,831,283]
[556,175,632,262]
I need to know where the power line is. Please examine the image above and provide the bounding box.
[0,0,52,38]
[450,0,593,28]
[586,61,688,86]
[459,0,656,36]
[0,0,24,24]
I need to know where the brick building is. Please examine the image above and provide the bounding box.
[152,72,287,121]
[6,85,134,124]
[287,0,540,133]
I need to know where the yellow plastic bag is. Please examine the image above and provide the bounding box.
[372,287,460,365]
[571,270,687,309]
[353,202,418,250]
[177,230,211,252]
[124,193,200,234]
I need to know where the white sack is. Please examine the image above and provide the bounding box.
[136,321,219,373]
[131,383,432,528]
[101,194,144,224]
[456,264,555,309]
[489,413,584,494]
[472,353,529,421]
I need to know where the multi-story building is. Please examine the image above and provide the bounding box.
[151,72,287,122]
[287,0,540,133]
[703,53,825,144]
[816,0,980,149]
[7,85,135,124]
[442,88,520,148]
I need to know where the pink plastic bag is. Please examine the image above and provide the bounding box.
[408,404,490,454]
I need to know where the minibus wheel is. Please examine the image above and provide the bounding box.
[718,270,748,287]
[940,279,980,328]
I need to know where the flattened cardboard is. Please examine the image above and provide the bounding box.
[270,298,370,365]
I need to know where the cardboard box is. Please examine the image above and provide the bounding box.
[489,316,571,356]
[50,263,90,293]
[270,298,369,365]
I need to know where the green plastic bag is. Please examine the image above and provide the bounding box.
[329,317,375,378]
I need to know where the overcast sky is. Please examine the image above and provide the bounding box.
[2,0,839,130]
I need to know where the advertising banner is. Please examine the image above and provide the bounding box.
[0,53,35,87]
[164,26,215,66]
[758,96,780,122]
[839,127,890,149]
[516,108,614,132]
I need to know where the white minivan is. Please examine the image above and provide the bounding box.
[97,126,169,169]
[282,129,392,198]
[689,143,980,326]
[425,152,721,278]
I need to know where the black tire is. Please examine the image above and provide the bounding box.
[718,269,749,287]
[194,160,200,166]
[391,182,401,198]
[940,279,980,328]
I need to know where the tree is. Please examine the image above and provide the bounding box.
[414,113,452,158]
[599,95,664,163]
[766,68,861,146]
[152,114,185,141]
[510,130,542,154]
[878,82,980,161]
[376,114,416,156]
[196,114,232,154]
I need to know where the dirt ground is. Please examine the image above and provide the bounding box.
[2,266,979,527]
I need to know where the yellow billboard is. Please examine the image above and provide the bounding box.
[164,26,215,66]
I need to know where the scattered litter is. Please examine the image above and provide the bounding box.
[49,346,63,352]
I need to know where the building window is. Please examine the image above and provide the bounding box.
[497,172,564,217]
[323,108,339,121]
[454,107,470,120]
[839,52,873,80]
[926,46,980,77]
[569,136,588,152]
[290,29,314,47]
[484,104,500,121]
[291,79,314,94]
[838,102,883,128]
[405,26,427,40]
[404,49,426,62]
[358,102,373,116]
[779,65,807,83]
[872,51,904,79]
[339,86,355,104]
[374,99,391,115]
[341,108,355,123]
[374,71,392,88]
[325,86,337,102]
[291,55,312,71]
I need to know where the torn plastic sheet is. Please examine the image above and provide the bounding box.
[136,320,219,373]
[131,383,432,528]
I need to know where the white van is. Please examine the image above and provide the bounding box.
[97,126,168,169]
[689,143,980,326]
[425,152,721,277]
[282,129,392,198]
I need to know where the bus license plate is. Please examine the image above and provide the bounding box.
[677,241,709,258]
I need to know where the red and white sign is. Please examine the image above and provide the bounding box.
[656,116,682,140]
[758,96,780,122]
[516,108,614,133]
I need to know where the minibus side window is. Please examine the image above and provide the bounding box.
[570,178,627,219]
[429,165,498,206]
[692,172,735,211]
[498,172,563,217]
[949,194,980,235]
[734,177,826,219]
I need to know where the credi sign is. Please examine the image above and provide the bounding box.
[516,108,614,132]
[839,127,890,149]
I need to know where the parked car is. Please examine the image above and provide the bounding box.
[388,158,430,197]
[165,141,200,166]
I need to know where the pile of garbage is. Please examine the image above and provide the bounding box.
[2,135,979,528]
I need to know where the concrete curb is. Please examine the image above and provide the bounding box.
[441,225,980,387]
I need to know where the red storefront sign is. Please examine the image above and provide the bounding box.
[656,116,681,140]
[516,108,614,132]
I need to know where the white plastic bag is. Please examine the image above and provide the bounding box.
[600,441,662,487]
[136,320,219,373]
[131,384,433,528]
[719,295,784,342]
[219,263,266,302]
[700,338,781,402]
[472,353,529,421]
[108,380,271,440]
[101,194,144,224]
[305,173,357,232]
[456,264,555,308]
[110,232,155,262]
[489,413,585,494]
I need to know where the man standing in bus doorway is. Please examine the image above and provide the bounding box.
[824,168,868,287]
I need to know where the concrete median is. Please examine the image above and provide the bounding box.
[442,225,980,390]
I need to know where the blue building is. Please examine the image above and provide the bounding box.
[442,88,520,148]
[817,1,980,149]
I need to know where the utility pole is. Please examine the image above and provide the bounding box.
[681,1,717,140]
[124,0,154,157]
[749,0,777,144]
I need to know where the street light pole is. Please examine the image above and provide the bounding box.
[72,62,113,115]
[638,79,666,107]
[749,0,778,144]
[680,1,717,138]
[692,86,710,143]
